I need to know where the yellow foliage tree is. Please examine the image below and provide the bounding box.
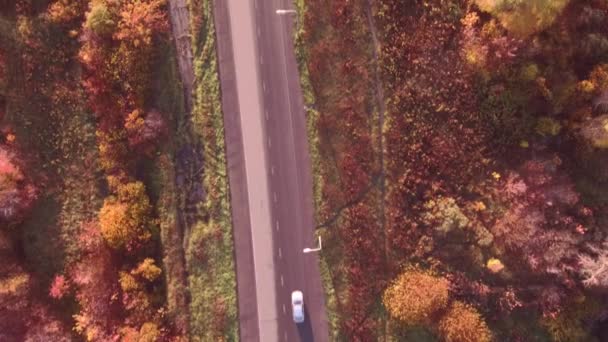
[133,258,162,282]
[438,301,492,342]
[383,268,449,325]
[119,271,141,292]
[120,322,159,342]
[99,181,152,250]
[475,0,569,37]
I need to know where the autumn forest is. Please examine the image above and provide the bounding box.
[2,0,608,341]
[1,0,235,340]
[297,0,608,341]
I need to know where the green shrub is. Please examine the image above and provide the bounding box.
[85,2,115,36]
[536,117,561,136]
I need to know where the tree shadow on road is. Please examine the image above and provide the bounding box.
[297,306,314,342]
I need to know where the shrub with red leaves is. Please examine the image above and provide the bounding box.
[49,274,70,300]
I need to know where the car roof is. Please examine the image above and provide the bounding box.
[291,290,303,301]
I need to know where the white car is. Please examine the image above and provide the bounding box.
[291,290,305,323]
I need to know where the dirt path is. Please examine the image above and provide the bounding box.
[168,0,195,113]
[164,0,197,337]
[364,0,387,258]
[364,1,390,340]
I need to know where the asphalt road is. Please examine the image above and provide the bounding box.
[213,0,329,341]
[252,0,329,341]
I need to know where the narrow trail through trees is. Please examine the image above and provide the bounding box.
[164,0,198,336]
[168,0,194,113]
[365,2,390,338]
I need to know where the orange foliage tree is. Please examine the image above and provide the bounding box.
[47,0,87,25]
[383,267,449,325]
[438,301,492,342]
[113,0,168,45]
[0,146,36,224]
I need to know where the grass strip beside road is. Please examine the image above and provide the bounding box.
[186,0,238,340]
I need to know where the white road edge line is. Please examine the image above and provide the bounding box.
[270,165,274,175]
[276,220,280,231]
[282,304,286,314]
[280,274,284,287]
[278,247,282,259]
[268,137,272,148]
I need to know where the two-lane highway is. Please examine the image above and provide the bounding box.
[214,0,329,341]
[253,0,329,340]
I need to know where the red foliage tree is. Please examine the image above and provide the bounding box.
[124,109,166,152]
[70,221,121,340]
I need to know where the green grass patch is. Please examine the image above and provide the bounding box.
[317,227,344,341]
